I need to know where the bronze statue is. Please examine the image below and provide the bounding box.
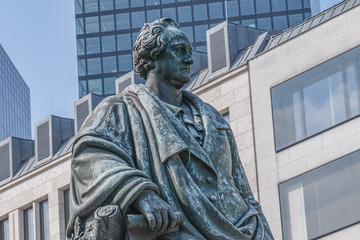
[67,18,273,240]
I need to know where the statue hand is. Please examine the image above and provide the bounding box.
[132,190,183,233]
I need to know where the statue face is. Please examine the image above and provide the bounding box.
[153,27,193,89]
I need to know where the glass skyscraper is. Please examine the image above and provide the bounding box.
[0,44,31,141]
[74,0,311,98]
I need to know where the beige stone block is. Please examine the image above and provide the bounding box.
[254,122,274,144]
[234,86,250,103]
[267,170,278,188]
[276,149,290,167]
[259,185,278,206]
[250,48,282,75]
[229,98,251,121]
[239,146,256,166]
[249,75,261,96]
[330,25,360,58]
[340,133,360,156]
[255,141,266,161]
[288,135,323,162]
[252,109,263,129]
[235,114,253,136]
[270,202,281,221]
[297,41,331,74]
[313,13,347,45]
[307,143,341,170]
[258,173,268,191]
[322,120,357,147]
[279,30,314,60]
[257,156,277,176]
[346,5,360,30]
[251,91,271,113]
[212,91,235,111]
[261,105,273,125]
[269,218,283,240]
[265,139,275,157]
[198,86,222,104]
[235,130,254,151]
[278,157,308,182]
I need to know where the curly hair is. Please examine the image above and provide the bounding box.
[133,18,180,80]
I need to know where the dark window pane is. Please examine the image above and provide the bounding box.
[103,56,117,73]
[132,32,140,46]
[132,11,145,28]
[101,15,115,32]
[181,26,194,43]
[75,0,83,14]
[115,0,128,9]
[86,37,100,54]
[84,0,98,13]
[280,150,360,239]
[304,0,310,8]
[64,189,71,231]
[177,0,190,2]
[273,15,288,30]
[131,0,144,7]
[289,13,303,27]
[79,80,87,98]
[100,0,113,11]
[87,58,101,75]
[346,64,360,117]
[118,54,133,72]
[77,59,86,77]
[117,34,131,51]
[102,35,116,53]
[178,6,192,23]
[162,0,174,4]
[76,18,84,35]
[24,208,34,240]
[272,0,286,12]
[240,0,255,15]
[77,39,85,55]
[257,17,272,30]
[0,219,9,240]
[146,0,160,6]
[304,12,311,19]
[288,0,302,10]
[85,16,99,34]
[209,2,224,20]
[104,77,116,94]
[194,24,208,42]
[116,13,130,30]
[147,9,161,22]
[256,0,270,14]
[162,8,176,20]
[227,0,239,18]
[193,4,208,21]
[88,78,103,95]
[241,19,256,27]
[40,200,50,240]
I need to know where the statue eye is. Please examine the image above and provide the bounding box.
[176,46,184,53]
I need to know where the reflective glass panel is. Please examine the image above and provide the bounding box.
[40,200,50,240]
[115,0,129,9]
[131,0,144,7]
[132,11,145,28]
[64,189,71,231]
[279,150,360,239]
[162,0,174,4]
[288,0,302,10]
[88,78,103,95]
[195,25,208,42]
[85,16,99,34]
[79,80,87,98]
[209,2,224,20]
[100,0,113,11]
[116,13,130,30]
[77,59,86,77]
[103,56,117,73]
[102,35,116,53]
[24,207,34,240]
[273,15,288,30]
[118,54,133,72]
[227,0,239,18]
[77,39,85,55]
[132,32,140,46]
[84,0,98,13]
[304,0,310,8]
[0,219,9,240]
[87,58,101,75]
[271,46,360,151]
[241,19,256,28]
[240,0,255,15]
[256,0,270,14]
[117,34,131,51]
[104,77,116,94]
[146,0,160,6]
[289,13,303,27]
[86,37,100,54]
[147,9,161,22]
[257,17,272,30]
[178,6,192,23]
[196,45,207,53]
[193,4,208,21]
[75,0,83,14]
[272,0,286,11]
[101,15,115,32]
[181,26,194,43]
[162,8,176,20]
[76,18,84,35]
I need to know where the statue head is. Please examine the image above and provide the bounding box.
[133,18,192,80]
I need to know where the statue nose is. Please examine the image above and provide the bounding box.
[184,56,193,65]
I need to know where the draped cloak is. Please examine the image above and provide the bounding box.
[67,84,273,240]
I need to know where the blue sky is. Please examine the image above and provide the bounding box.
[0,1,78,138]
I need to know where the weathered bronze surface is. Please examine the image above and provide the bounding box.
[67,18,274,240]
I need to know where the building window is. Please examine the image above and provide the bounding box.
[40,200,50,240]
[222,112,230,125]
[279,149,360,239]
[104,77,116,95]
[24,207,34,240]
[85,16,99,34]
[162,8,176,20]
[226,0,239,18]
[0,218,9,240]
[99,0,113,11]
[88,78,103,95]
[178,6,192,23]
[209,2,224,20]
[87,58,101,75]
[240,0,255,16]
[100,15,115,32]
[102,35,116,53]
[271,46,360,151]
[193,4,208,21]
[64,189,71,231]
[102,56,117,73]
[86,37,100,55]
